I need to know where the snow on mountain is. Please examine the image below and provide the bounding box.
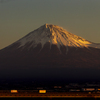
[11,24,99,51]
[88,43,100,49]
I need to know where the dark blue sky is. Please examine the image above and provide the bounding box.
[0,0,100,49]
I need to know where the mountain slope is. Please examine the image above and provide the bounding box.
[6,24,100,50]
[0,24,100,82]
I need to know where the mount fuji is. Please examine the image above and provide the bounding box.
[0,24,100,83]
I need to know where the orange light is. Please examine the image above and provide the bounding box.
[39,90,46,93]
[11,90,18,93]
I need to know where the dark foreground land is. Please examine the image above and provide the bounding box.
[0,91,100,100]
[1,80,100,99]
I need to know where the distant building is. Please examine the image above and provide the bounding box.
[82,88,95,91]
[69,89,80,92]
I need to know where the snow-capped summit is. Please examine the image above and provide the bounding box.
[14,24,95,50]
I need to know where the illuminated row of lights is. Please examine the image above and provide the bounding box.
[11,90,46,93]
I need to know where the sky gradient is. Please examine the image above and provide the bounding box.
[0,0,100,49]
